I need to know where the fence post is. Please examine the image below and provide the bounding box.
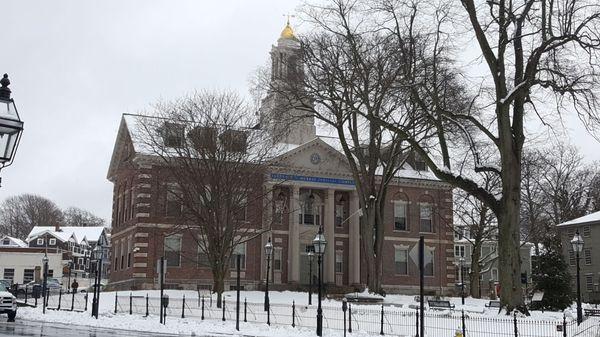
[58,289,62,310]
[201,296,205,320]
[415,308,419,337]
[292,301,296,328]
[45,288,49,309]
[114,292,118,314]
[35,293,38,307]
[84,293,87,311]
[71,290,75,311]
[380,304,385,335]
[145,293,149,317]
[129,292,133,315]
[563,313,567,337]
[244,298,247,322]
[513,311,518,337]
[24,285,28,304]
[462,309,466,337]
[182,295,185,319]
[348,303,353,333]
[222,299,226,321]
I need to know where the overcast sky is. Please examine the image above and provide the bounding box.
[2,1,598,225]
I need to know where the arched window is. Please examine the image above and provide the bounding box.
[299,190,322,226]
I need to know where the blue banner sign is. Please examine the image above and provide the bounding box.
[271,173,355,186]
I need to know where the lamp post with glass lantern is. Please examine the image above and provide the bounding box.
[459,257,466,305]
[264,237,273,313]
[42,254,48,314]
[571,230,584,325]
[313,226,327,337]
[308,251,314,305]
[91,243,104,319]
[0,74,24,187]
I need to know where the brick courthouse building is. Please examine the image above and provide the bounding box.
[106,23,456,294]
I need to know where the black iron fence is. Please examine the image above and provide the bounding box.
[15,286,89,312]
[114,294,600,337]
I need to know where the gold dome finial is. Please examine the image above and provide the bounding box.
[280,15,297,40]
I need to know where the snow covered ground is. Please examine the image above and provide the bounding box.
[17,290,600,337]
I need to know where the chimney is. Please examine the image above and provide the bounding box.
[55,221,61,232]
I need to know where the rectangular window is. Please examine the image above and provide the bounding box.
[230,243,246,270]
[335,204,345,227]
[491,268,499,281]
[274,199,284,224]
[583,226,591,237]
[48,270,54,278]
[420,204,433,232]
[394,248,408,275]
[165,183,182,217]
[424,249,434,276]
[163,122,185,148]
[454,227,463,240]
[37,238,44,246]
[454,245,465,258]
[49,238,56,246]
[273,248,282,271]
[569,251,576,266]
[23,269,34,283]
[3,269,14,281]
[394,202,407,231]
[586,275,594,292]
[2,238,9,245]
[164,235,182,267]
[114,257,118,271]
[335,251,343,273]
[584,249,592,265]
[234,197,247,222]
[197,242,209,268]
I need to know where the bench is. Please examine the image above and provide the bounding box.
[428,300,455,310]
[584,308,600,317]
[485,300,501,308]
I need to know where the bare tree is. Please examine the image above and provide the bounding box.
[62,207,106,227]
[136,90,281,307]
[296,0,600,311]
[0,194,63,240]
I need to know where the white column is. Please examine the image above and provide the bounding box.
[324,189,336,283]
[349,191,361,285]
[288,186,300,283]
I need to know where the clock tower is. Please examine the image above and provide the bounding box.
[260,20,317,145]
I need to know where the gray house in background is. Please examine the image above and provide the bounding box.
[557,210,600,303]
[453,227,533,298]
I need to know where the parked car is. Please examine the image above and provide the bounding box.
[17,279,61,296]
[0,283,17,322]
[0,280,11,289]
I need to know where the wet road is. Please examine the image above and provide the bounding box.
[0,320,230,337]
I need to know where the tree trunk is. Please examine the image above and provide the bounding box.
[213,268,225,308]
[360,208,382,293]
[497,160,526,313]
[469,243,482,298]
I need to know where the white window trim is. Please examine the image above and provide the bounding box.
[392,200,408,231]
[49,238,56,246]
[37,238,44,245]
[419,202,434,233]
[164,234,183,268]
[393,246,409,276]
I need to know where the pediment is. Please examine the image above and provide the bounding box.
[270,137,351,175]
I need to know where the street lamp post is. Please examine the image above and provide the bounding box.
[313,226,327,337]
[264,237,273,313]
[67,261,73,293]
[571,230,584,325]
[42,254,48,314]
[459,257,466,305]
[308,251,314,305]
[0,74,25,187]
[91,243,104,319]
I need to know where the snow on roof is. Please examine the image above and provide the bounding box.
[0,236,28,248]
[557,210,600,227]
[27,226,106,244]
